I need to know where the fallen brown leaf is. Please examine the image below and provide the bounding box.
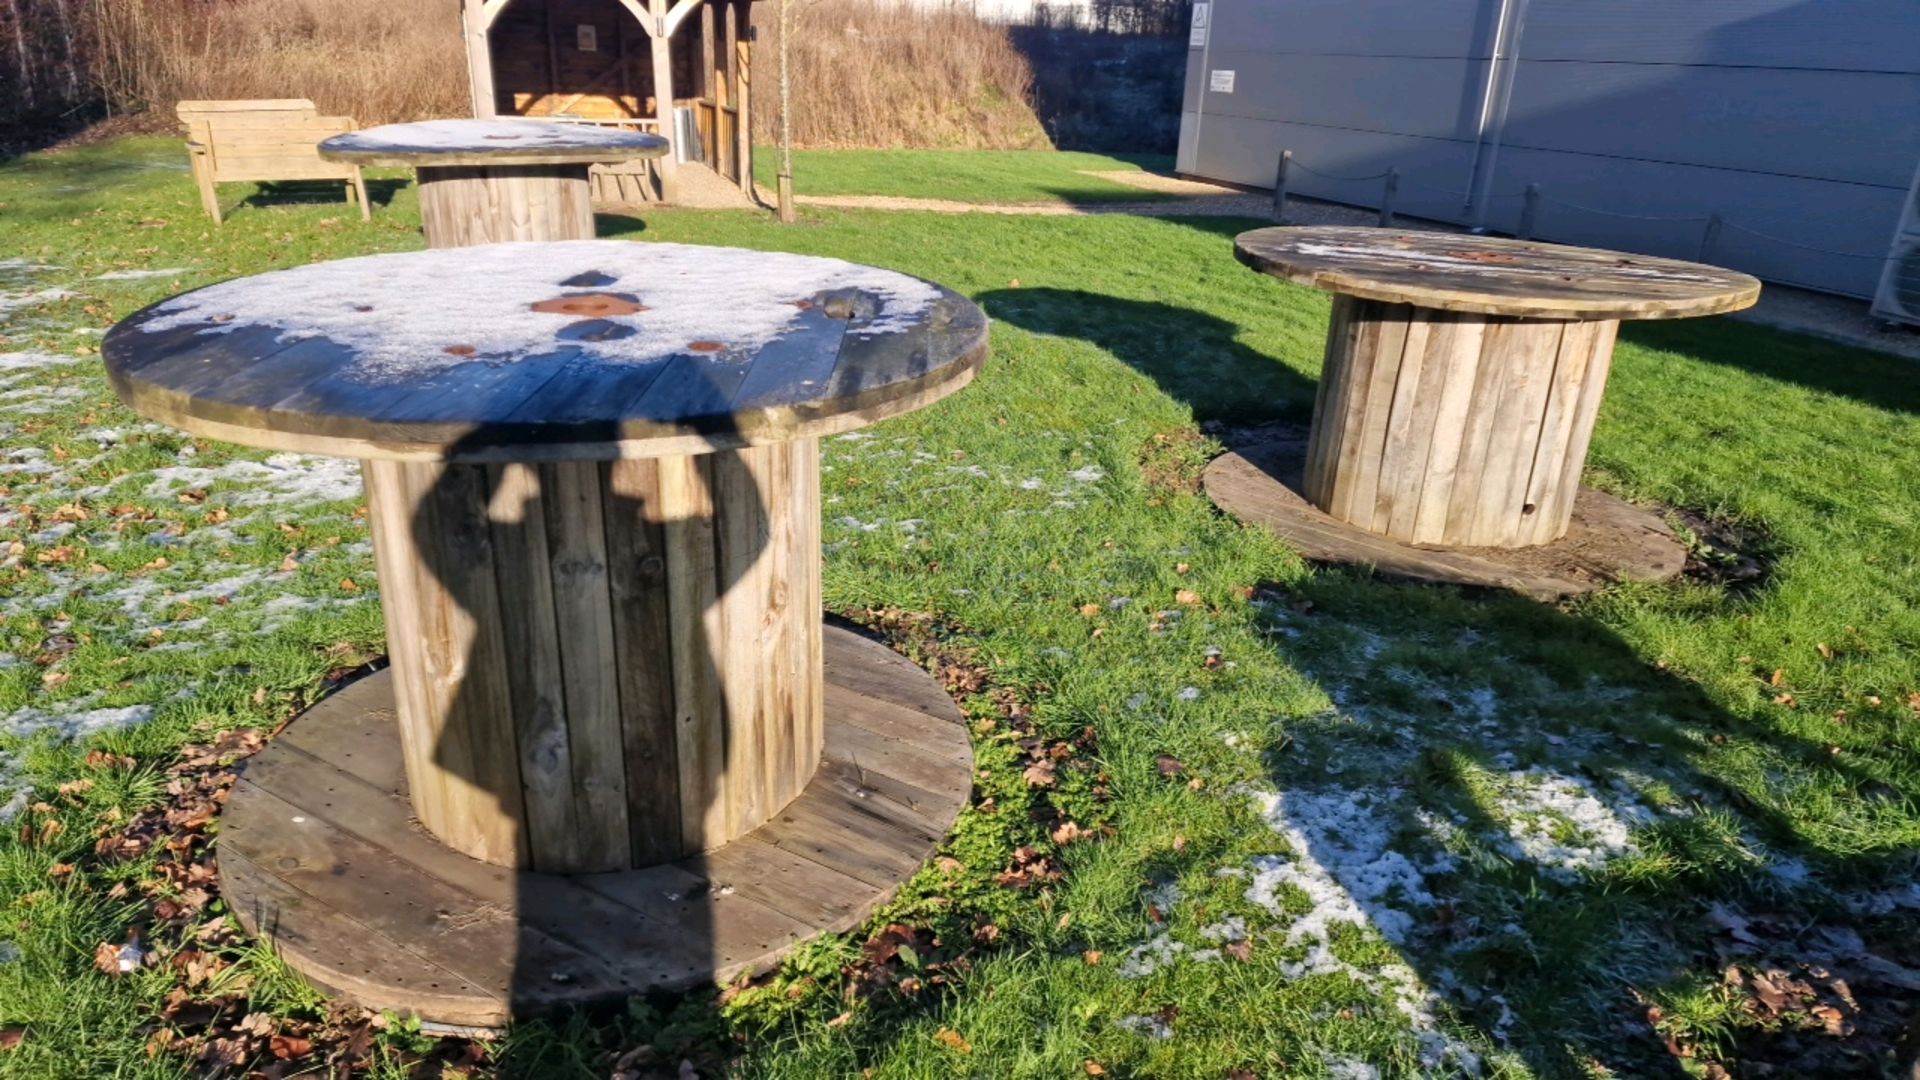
[934,1028,972,1054]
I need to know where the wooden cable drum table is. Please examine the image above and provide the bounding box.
[1207,227,1760,598]
[101,240,988,1026]
[319,119,669,248]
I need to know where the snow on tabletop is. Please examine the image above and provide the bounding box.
[324,118,665,156]
[137,241,946,382]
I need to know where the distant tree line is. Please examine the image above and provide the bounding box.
[1027,0,1192,37]
[1,0,98,145]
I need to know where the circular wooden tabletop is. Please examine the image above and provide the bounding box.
[1234,226,1761,320]
[318,119,670,169]
[102,241,988,462]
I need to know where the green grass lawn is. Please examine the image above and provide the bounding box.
[0,136,1917,1080]
[751,146,1176,204]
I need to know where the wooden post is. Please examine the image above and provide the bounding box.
[1271,148,1292,224]
[736,34,753,194]
[1700,213,1724,262]
[1303,298,1621,548]
[1379,168,1399,227]
[461,0,499,119]
[1518,182,1540,240]
[651,0,681,203]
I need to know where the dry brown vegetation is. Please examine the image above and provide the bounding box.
[48,0,1043,148]
[753,0,1046,149]
[86,0,469,126]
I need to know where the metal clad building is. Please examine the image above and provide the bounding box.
[1177,0,1920,298]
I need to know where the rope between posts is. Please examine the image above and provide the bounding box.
[1533,196,1710,223]
[1287,160,1392,183]
[1717,220,1892,262]
[1272,150,1899,265]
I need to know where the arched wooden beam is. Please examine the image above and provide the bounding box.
[663,0,705,37]
[480,0,515,30]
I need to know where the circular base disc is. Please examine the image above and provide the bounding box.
[219,624,973,1028]
[1204,437,1686,600]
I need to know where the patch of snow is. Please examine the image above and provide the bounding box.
[4,703,155,740]
[94,268,190,281]
[1321,1056,1380,1080]
[1176,686,1201,702]
[0,350,84,372]
[137,241,943,379]
[1490,768,1650,879]
[1115,1014,1173,1040]
[0,287,74,316]
[326,117,664,156]
[141,453,362,506]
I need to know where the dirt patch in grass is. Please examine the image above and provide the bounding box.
[1674,508,1779,595]
[1138,426,1215,497]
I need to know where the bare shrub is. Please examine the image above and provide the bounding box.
[754,0,1046,149]
[86,0,468,126]
[71,0,1042,147]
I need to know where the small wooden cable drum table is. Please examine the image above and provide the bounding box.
[102,236,987,1026]
[1207,227,1760,598]
[319,119,670,248]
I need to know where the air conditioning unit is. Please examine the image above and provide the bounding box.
[1871,158,1920,327]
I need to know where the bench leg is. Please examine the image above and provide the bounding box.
[351,170,371,221]
[188,152,222,224]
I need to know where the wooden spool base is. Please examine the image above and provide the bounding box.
[218,624,972,1029]
[1204,436,1686,601]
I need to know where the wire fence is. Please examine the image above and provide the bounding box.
[1269,149,1897,269]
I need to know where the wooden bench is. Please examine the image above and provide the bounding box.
[177,99,371,225]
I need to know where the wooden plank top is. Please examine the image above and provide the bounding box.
[318,119,669,168]
[1234,226,1761,320]
[102,241,989,463]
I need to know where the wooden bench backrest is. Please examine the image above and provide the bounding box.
[176,99,359,183]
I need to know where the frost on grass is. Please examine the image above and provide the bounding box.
[1322,1055,1382,1080]
[325,118,663,156]
[3,704,155,740]
[1490,767,1651,879]
[138,241,943,379]
[140,453,363,507]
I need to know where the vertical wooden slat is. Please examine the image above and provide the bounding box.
[1468,320,1561,545]
[710,447,771,839]
[361,460,441,834]
[1515,320,1599,546]
[484,463,581,871]
[1370,312,1434,532]
[1442,318,1517,543]
[389,461,528,867]
[1409,317,1487,544]
[1320,301,1384,521]
[1302,294,1355,503]
[659,453,723,849]
[541,461,631,870]
[1543,319,1620,531]
[602,458,683,865]
[790,437,825,796]
[1381,312,1456,540]
[1341,303,1413,530]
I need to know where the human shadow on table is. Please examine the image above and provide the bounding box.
[405,381,766,1021]
[1236,576,1920,1078]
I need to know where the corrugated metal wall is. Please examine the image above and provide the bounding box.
[1177,0,1920,298]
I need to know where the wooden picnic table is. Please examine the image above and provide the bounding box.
[319,118,669,247]
[100,240,988,1025]
[1235,227,1759,549]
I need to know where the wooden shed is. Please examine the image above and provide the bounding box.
[458,0,757,204]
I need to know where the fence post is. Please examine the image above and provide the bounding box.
[1378,168,1399,227]
[1518,183,1540,240]
[1700,213,1724,262]
[1272,150,1292,224]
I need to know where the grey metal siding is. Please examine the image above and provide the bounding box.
[1179,0,1920,298]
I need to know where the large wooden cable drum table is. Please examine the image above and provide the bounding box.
[1208,227,1760,598]
[318,118,671,247]
[102,236,988,1027]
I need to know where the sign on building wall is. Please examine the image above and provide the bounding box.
[1189,3,1210,48]
[1209,69,1236,94]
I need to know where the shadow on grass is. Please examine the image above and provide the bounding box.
[988,281,1918,1076]
[240,177,408,214]
[1622,317,1920,416]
